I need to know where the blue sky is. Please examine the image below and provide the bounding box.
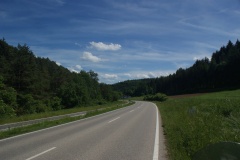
[1,0,240,84]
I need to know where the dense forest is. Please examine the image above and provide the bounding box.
[0,39,120,117]
[113,40,240,96]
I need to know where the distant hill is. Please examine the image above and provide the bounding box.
[112,40,240,96]
[0,39,120,117]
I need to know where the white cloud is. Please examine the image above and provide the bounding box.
[124,73,131,77]
[67,65,82,73]
[68,68,78,73]
[56,62,61,66]
[102,74,118,79]
[90,42,121,51]
[74,42,81,47]
[123,71,173,79]
[82,52,102,62]
[75,65,82,70]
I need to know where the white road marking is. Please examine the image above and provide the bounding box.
[152,103,159,160]
[108,117,120,123]
[26,147,56,160]
[129,110,134,113]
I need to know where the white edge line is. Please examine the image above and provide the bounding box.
[26,147,56,160]
[108,117,120,123]
[153,103,159,160]
[0,103,135,142]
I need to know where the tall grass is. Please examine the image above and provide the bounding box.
[157,90,240,160]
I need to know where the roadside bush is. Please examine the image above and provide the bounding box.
[0,87,17,108]
[16,94,50,115]
[34,100,50,113]
[0,77,18,116]
[0,100,15,117]
[50,97,62,111]
[97,99,107,105]
[144,93,168,102]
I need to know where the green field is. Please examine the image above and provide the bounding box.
[157,90,240,160]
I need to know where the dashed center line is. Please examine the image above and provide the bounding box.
[108,117,120,123]
[26,147,56,160]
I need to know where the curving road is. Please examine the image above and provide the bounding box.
[0,101,167,160]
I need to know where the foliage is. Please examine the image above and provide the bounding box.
[0,100,15,118]
[100,83,122,102]
[0,76,16,117]
[0,39,120,118]
[158,90,240,160]
[113,40,240,96]
[49,97,62,111]
[143,93,167,102]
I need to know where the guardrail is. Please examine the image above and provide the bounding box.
[0,111,87,131]
[0,100,134,131]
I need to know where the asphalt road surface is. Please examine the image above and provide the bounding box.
[0,101,167,160]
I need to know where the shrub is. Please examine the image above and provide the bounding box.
[144,93,168,102]
[16,94,50,115]
[0,100,15,117]
[50,97,62,111]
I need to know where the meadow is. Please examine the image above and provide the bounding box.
[157,90,240,159]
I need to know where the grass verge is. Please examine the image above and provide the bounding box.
[0,100,130,125]
[156,89,240,160]
[0,100,134,140]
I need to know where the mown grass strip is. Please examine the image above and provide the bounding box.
[0,101,134,140]
[157,89,240,160]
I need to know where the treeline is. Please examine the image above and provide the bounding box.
[113,40,240,96]
[0,39,120,117]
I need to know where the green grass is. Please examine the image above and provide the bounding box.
[157,89,240,160]
[0,100,130,125]
[0,100,134,139]
[0,116,82,139]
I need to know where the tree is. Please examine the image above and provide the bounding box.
[11,44,38,93]
[0,76,17,117]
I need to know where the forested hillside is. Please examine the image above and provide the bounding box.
[0,39,120,117]
[113,40,240,96]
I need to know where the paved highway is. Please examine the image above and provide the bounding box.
[0,101,167,160]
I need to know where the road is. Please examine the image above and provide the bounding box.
[0,101,167,160]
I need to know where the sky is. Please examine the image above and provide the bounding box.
[1,0,240,84]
